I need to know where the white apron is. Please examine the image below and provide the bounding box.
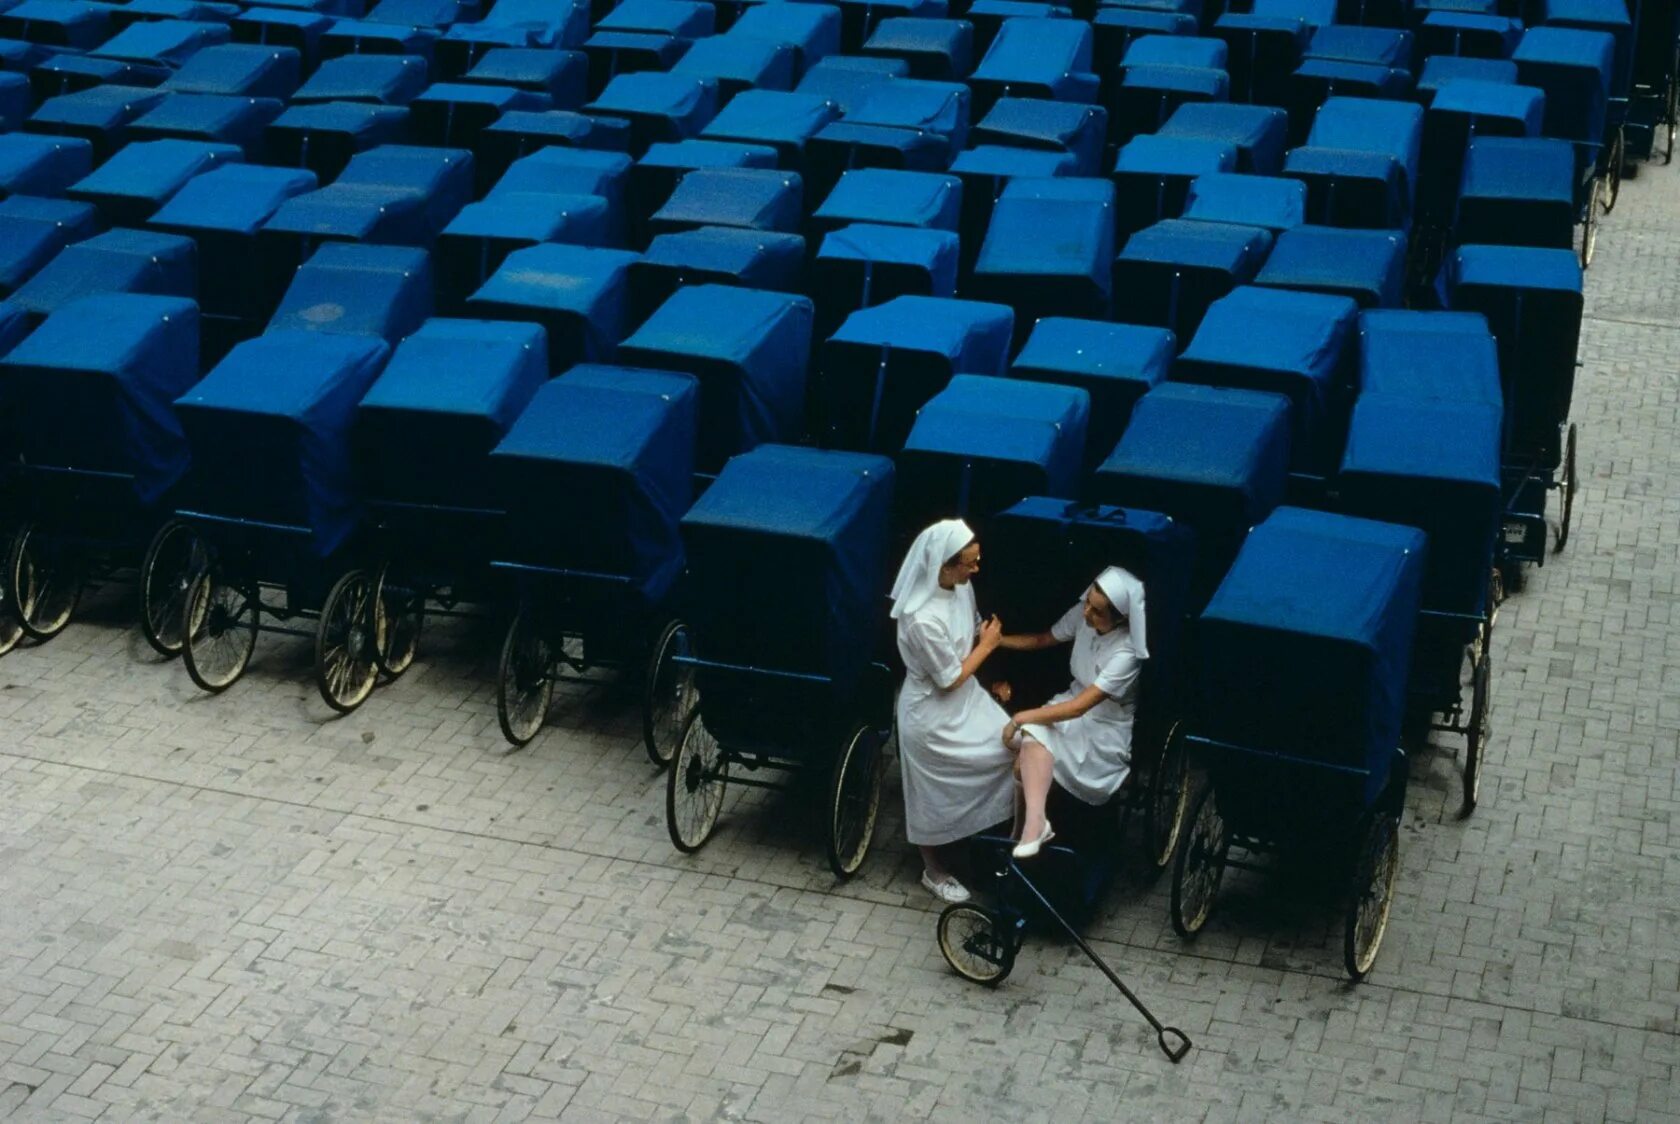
[1025,603,1143,806]
[895,583,1017,846]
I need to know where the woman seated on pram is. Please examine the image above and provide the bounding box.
[997,566,1148,848]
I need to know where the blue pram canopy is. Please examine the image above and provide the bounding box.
[176,329,391,556]
[1512,26,1614,146]
[268,242,433,342]
[1011,317,1174,464]
[618,283,813,472]
[0,293,199,505]
[0,133,93,197]
[814,167,963,232]
[1182,172,1306,231]
[8,228,197,322]
[972,176,1115,320]
[1254,225,1406,308]
[491,364,699,606]
[1159,103,1290,174]
[681,444,896,722]
[465,242,638,370]
[1197,506,1425,806]
[355,318,547,509]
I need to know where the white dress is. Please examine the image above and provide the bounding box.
[1025,603,1144,807]
[895,583,1018,846]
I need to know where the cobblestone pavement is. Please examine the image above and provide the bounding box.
[3,167,1680,1124]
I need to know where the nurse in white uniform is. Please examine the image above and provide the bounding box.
[892,519,1057,904]
[1002,567,1148,817]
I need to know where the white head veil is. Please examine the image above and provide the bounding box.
[890,519,974,620]
[1094,566,1149,659]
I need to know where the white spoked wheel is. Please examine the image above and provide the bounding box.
[496,609,553,748]
[182,569,258,694]
[315,571,379,714]
[641,619,695,768]
[1344,809,1401,982]
[8,524,80,643]
[139,520,206,657]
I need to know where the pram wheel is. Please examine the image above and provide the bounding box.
[1602,126,1624,213]
[1554,422,1578,553]
[139,520,205,657]
[182,569,257,693]
[1171,783,1229,938]
[1146,721,1191,870]
[825,723,883,878]
[1343,806,1400,981]
[667,706,726,853]
[1580,177,1600,268]
[1461,651,1492,818]
[316,571,379,713]
[496,609,553,747]
[0,548,21,657]
[937,904,1016,986]
[372,564,422,679]
[641,619,694,768]
[7,524,80,642]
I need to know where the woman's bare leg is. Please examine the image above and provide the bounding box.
[920,844,953,880]
[1017,737,1053,842]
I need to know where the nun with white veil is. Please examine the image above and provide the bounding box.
[1001,567,1150,817]
[891,519,1057,905]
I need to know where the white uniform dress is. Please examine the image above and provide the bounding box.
[1025,602,1144,806]
[895,582,1017,846]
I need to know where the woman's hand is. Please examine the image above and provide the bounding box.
[1001,720,1020,750]
[978,615,1003,653]
[988,680,1013,705]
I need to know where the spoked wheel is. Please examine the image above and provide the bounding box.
[1602,127,1624,213]
[666,706,727,853]
[182,570,258,693]
[1665,65,1678,165]
[1171,782,1230,939]
[8,524,81,642]
[0,546,20,657]
[640,619,695,768]
[1580,177,1600,268]
[1144,720,1192,871]
[1343,808,1401,982]
[372,564,422,680]
[139,520,205,657]
[826,724,884,878]
[936,904,1016,986]
[1461,651,1492,818]
[315,570,379,714]
[1554,422,1578,553]
[496,609,553,747]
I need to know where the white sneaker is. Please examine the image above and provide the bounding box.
[921,871,971,904]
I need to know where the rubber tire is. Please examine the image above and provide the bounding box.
[8,524,79,642]
[1343,809,1400,982]
[640,619,694,768]
[182,570,257,694]
[825,724,883,878]
[1145,720,1191,871]
[1171,782,1229,939]
[937,904,1014,986]
[372,564,421,679]
[1602,127,1624,213]
[315,570,379,714]
[0,538,21,657]
[666,706,726,854]
[1580,176,1600,268]
[1554,423,1578,553]
[1462,652,1492,818]
[496,610,553,748]
[139,521,203,657]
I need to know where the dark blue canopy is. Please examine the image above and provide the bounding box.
[26,85,168,159]
[8,228,197,323]
[67,139,242,225]
[1159,102,1289,173]
[1417,57,1519,103]
[1542,0,1632,94]
[491,365,698,605]
[700,89,840,161]
[1418,14,1522,65]
[465,242,638,371]
[1306,24,1411,66]
[1011,317,1174,465]
[356,318,547,509]
[1112,218,1273,343]
[814,223,961,300]
[263,145,474,248]
[490,146,630,240]
[681,444,895,712]
[1175,284,1358,461]
[1125,34,1227,68]
[970,97,1107,176]
[0,133,92,198]
[93,20,229,67]
[126,92,285,154]
[832,77,971,160]
[796,55,908,114]
[441,193,611,280]
[819,295,1014,452]
[899,374,1091,525]
[1307,96,1423,175]
[1255,225,1406,308]
[586,72,720,149]
[461,48,589,107]
[813,168,962,232]
[861,17,974,81]
[972,176,1114,323]
[176,329,391,555]
[1091,381,1291,549]
[632,227,805,317]
[647,167,804,236]
[320,19,439,62]
[970,18,1099,103]
[1429,78,1546,135]
[596,0,714,37]
[150,163,316,237]
[269,243,432,343]
[671,35,799,97]
[731,3,841,73]
[1112,135,1240,230]
[1456,136,1577,249]
[1197,506,1425,805]
[166,43,302,99]
[1513,26,1614,145]
[1182,172,1305,231]
[0,293,199,505]
[1358,310,1502,404]
[618,284,813,472]
[0,196,99,296]
[442,0,589,49]
[0,0,112,50]
[264,101,411,181]
[292,54,430,104]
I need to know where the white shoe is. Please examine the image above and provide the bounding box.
[921,871,971,904]
[1012,821,1055,860]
